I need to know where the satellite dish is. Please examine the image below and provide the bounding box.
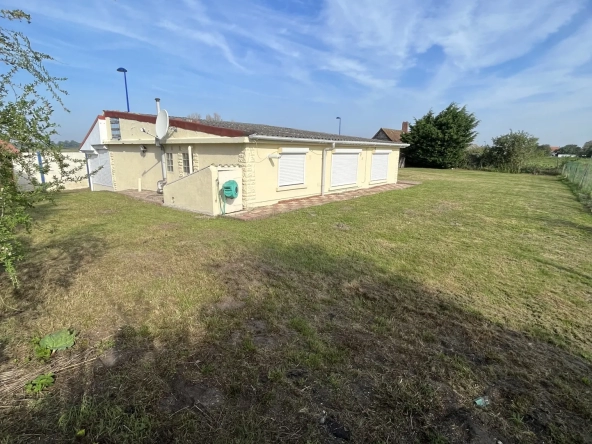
[155,109,169,139]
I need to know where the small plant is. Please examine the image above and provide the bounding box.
[25,373,55,394]
[31,337,51,362]
[511,411,524,426]
[40,329,77,352]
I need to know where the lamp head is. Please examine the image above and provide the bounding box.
[117,67,127,73]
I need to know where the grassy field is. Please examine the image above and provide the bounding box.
[1,169,591,443]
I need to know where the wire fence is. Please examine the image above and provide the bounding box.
[563,161,592,195]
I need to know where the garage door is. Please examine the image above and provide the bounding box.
[371,151,390,181]
[89,149,113,188]
[331,150,361,187]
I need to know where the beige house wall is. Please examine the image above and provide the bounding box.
[197,144,243,167]
[163,166,218,215]
[245,142,401,208]
[93,183,113,191]
[108,145,164,191]
[106,117,223,142]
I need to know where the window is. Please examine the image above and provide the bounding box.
[371,151,390,182]
[166,152,174,172]
[278,148,308,187]
[331,150,360,187]
[110,118,121,140]
[182,152,190,174]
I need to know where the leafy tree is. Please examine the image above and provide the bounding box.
[537,144,552,156]
[54,140,80,149]
[401,103,479,168]
[0,9,86,286]
[558,144,581,156]
[483,130,539,173]
[582,141,592,157]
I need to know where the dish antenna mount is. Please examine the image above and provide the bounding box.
[155,109,170,140]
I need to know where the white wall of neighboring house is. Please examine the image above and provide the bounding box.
[14,150,90,191]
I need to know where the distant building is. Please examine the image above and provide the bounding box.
[372,122,409,167]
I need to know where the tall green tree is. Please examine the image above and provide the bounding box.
[483,130,539,173]
[537,144,552,156]
[558,144,581,156]
[582,140,592,157]
[0,9,86,286]
[401,103,479,168]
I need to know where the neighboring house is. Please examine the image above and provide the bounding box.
[4,140,88,191]
[79,108,408,216]
[373,122,409,167]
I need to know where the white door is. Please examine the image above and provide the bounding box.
[371,152,389,182]
[89,148,113,188]
[331,152,360,187]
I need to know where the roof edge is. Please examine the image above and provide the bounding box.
[250,134,408,147]
[102,111,249,138]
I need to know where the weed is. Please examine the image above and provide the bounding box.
[582,377,591,386]
[25,373,55,394]
[200,363,215,376]
[290,317,314,337]
[268,368,284,383]
[511,411,524,426]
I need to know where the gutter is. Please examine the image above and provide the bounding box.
[249,134,409,148]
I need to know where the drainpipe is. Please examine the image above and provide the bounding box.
[321,142,335,196]
[188,145,193,173]
[156,98,167,193]
[85,153,93,191]
[36,151,45,184]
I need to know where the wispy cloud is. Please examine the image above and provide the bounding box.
[5,0,591,144]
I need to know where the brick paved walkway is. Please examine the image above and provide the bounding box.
[228,181,420,221]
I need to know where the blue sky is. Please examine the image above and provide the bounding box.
[4,0,592,146]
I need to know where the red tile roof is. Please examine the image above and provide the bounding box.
[0,140,18,154]
[372,128,403,143]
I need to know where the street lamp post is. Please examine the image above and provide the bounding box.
[336,116,341,135]
[116,67,130,112]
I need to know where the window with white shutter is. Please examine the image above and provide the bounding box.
[331,151,360,187]
[371,151,390,181]
[278,153,306,187]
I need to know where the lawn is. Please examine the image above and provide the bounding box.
[1,168,591,443]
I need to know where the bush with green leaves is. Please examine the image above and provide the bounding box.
[401,103,479,169]
[482,130,540,173]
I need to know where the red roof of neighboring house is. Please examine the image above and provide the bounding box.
[0,140,19,154]
[550,146,560,152]
[372,128,403,143]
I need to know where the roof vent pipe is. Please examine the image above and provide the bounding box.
[155,98,161,114]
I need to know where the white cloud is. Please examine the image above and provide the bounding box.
[7,0,592,144]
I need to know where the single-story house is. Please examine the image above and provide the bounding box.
[80,106,408,216]
[373,122,409,167]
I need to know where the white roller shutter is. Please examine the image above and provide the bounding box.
[331,152,359,187]
[278,153,306,187]
[371,152,389,181]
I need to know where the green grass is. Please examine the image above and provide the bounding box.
[1,168,591,442]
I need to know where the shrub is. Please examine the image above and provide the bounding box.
[482,131,540,173]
